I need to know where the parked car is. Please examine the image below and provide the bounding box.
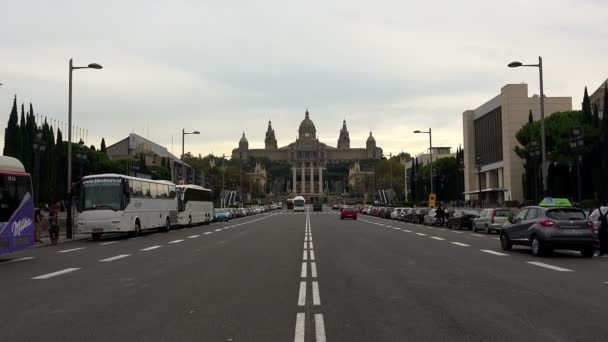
[277,202,283,209]
[398,208,412,221]
[313,201,323,212]
[423,208,438,225]
[447,210,479,230]
[214,208,232,221]
[500,206,595,257]
[332,204,340,210]
[412,208,430,224]
[473,208,514,234]
[382,207,394,219]
[340,206,358,220]
[391,208,404,220]
[402,208,416,222]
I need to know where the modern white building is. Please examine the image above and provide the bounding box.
[462,84,572,204]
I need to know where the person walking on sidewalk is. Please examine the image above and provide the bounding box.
[47,205,60,245]
[34,208,43,243]
[589,201,608,257]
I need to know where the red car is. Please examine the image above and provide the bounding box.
[340,206,358,220]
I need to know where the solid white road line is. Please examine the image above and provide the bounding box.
[526,261,573,272]
[315,314,327,342]
[141,246,162,251]
[451,242,470,247]
[32,268,81,280]
[169,239,184,244]
[188,235,200,239]
[3,256,35,264]
[298,281,307,306]
[301,263,307,278]
[99,241,118,246]
[312,281,321,305]
[430,236,445,241]
[481,249,509,256]
[303,250,308,261]
[294,313,306,342]
[57,247,85,253]
[311,262,318,278]
[416,233,427,236]
[99,254,130,262]
[203,232,213,235]
[310,250,316,261]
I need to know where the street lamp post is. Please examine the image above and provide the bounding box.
[508,57,547,195]
[66,59,102,239]
[570,128,584,203]
[181,129,200,159]
[414,128,433,194]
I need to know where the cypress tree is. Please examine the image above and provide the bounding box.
[582,87,592,124]
[100,138,107,153]
[3,96,20,158]
[593,104,600,128]
[528,110,533,123]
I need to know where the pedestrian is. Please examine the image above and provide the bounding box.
[436,206,444,226]
[48,205,60,245]
[34,208,43,243]
[590,201,608,257]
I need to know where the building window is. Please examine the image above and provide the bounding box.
[474,106,503,166]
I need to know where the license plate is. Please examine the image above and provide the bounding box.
[564,229,582,234]
[93,228,103,233]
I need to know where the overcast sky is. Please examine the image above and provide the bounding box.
[2,0,607,158]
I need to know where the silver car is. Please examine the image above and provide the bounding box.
[500,206,595,257]
[472,208,514,234]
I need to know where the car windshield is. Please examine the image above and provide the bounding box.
[79,178,123,211]
[215,209,228,214]
[464,210,479,216]
[546,208,586,220]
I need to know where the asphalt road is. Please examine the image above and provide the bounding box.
[1,208,608,342]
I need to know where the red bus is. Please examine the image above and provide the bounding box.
[286,198,294,210]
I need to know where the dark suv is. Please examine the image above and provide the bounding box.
[313,201,323,212]
[500,206,596,257]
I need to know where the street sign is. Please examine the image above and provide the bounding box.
[429,193,436,208]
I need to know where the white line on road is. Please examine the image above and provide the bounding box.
[493,237,500,240]
[315,314,327,342]
[2,256,35,264]
[304,242,308,249]
[310,250,316,261]
[309,242,314,249]
[301,262,307,278]
[99,254,130,262]
[57,247,85,253]
[481,250,509,256]
[214,228,222,232]
[99,241,118,246]
[403,229,412,233]
[188,235,200,239]
[169,239,184,244]
[298,281,307,306]
[470,234,485,237]
[32,268,81,280]
[526,261,573,272]
[451,242,470,247]
[203,232,213,235]
[303,250,308,261]
[311,262,318,278]
[294,313,305,342]
[312,281,321,305]
[416,233,427,236]
[430,236,445,241]
[452,231,463,234]
[141,246,162,251]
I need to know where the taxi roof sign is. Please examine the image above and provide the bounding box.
[539,197,572,207]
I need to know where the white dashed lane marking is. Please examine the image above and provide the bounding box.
[99,241,118,246]
[169,239,184,244]
[301,263,307,278]
[451,242,470,247]
[99,254,130,262]
[310,250,316,261]
[141,245,162,251]
[303,250,308,261]
[481,250,509,256]
[32,268,81,280]
[297,281,307,306]
[203,232,213,235]
[2,256,35,264]
[188,235,200,239]
[403,229,412,233]
[311,262,318,278]
[312,281,321,305]
[315,314,327,342]
[294,313,305,342]
[214,228,222,232]
[470,234,485,237]
[416,233,427,236]
[57,247,85,254]
[430,236,445,241]
[526,261,573,272]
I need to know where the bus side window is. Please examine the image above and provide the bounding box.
[132,181,143,197]
[169,186,176,199]
[142,182,151,198]
[163,185,170,198]
[128,180,135,196]
[150,183,158,199]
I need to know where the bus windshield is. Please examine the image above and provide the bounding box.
[0,174,32,222]
[294,199,305,206]
[80,178,124,211]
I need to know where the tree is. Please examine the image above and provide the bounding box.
[593,104,600,128]
[582,87,592,124]
[3,96,20,159]
[528,110,533,123]
[100,138,107,153]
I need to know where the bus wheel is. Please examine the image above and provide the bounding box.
[91,233,102,241]
[162,218,171,232]
[133,220,142,237]
[188,216,192,226]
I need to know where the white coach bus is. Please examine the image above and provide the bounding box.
[176,184,214,226]
[77,174,178,240]
[293,196,306,212]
